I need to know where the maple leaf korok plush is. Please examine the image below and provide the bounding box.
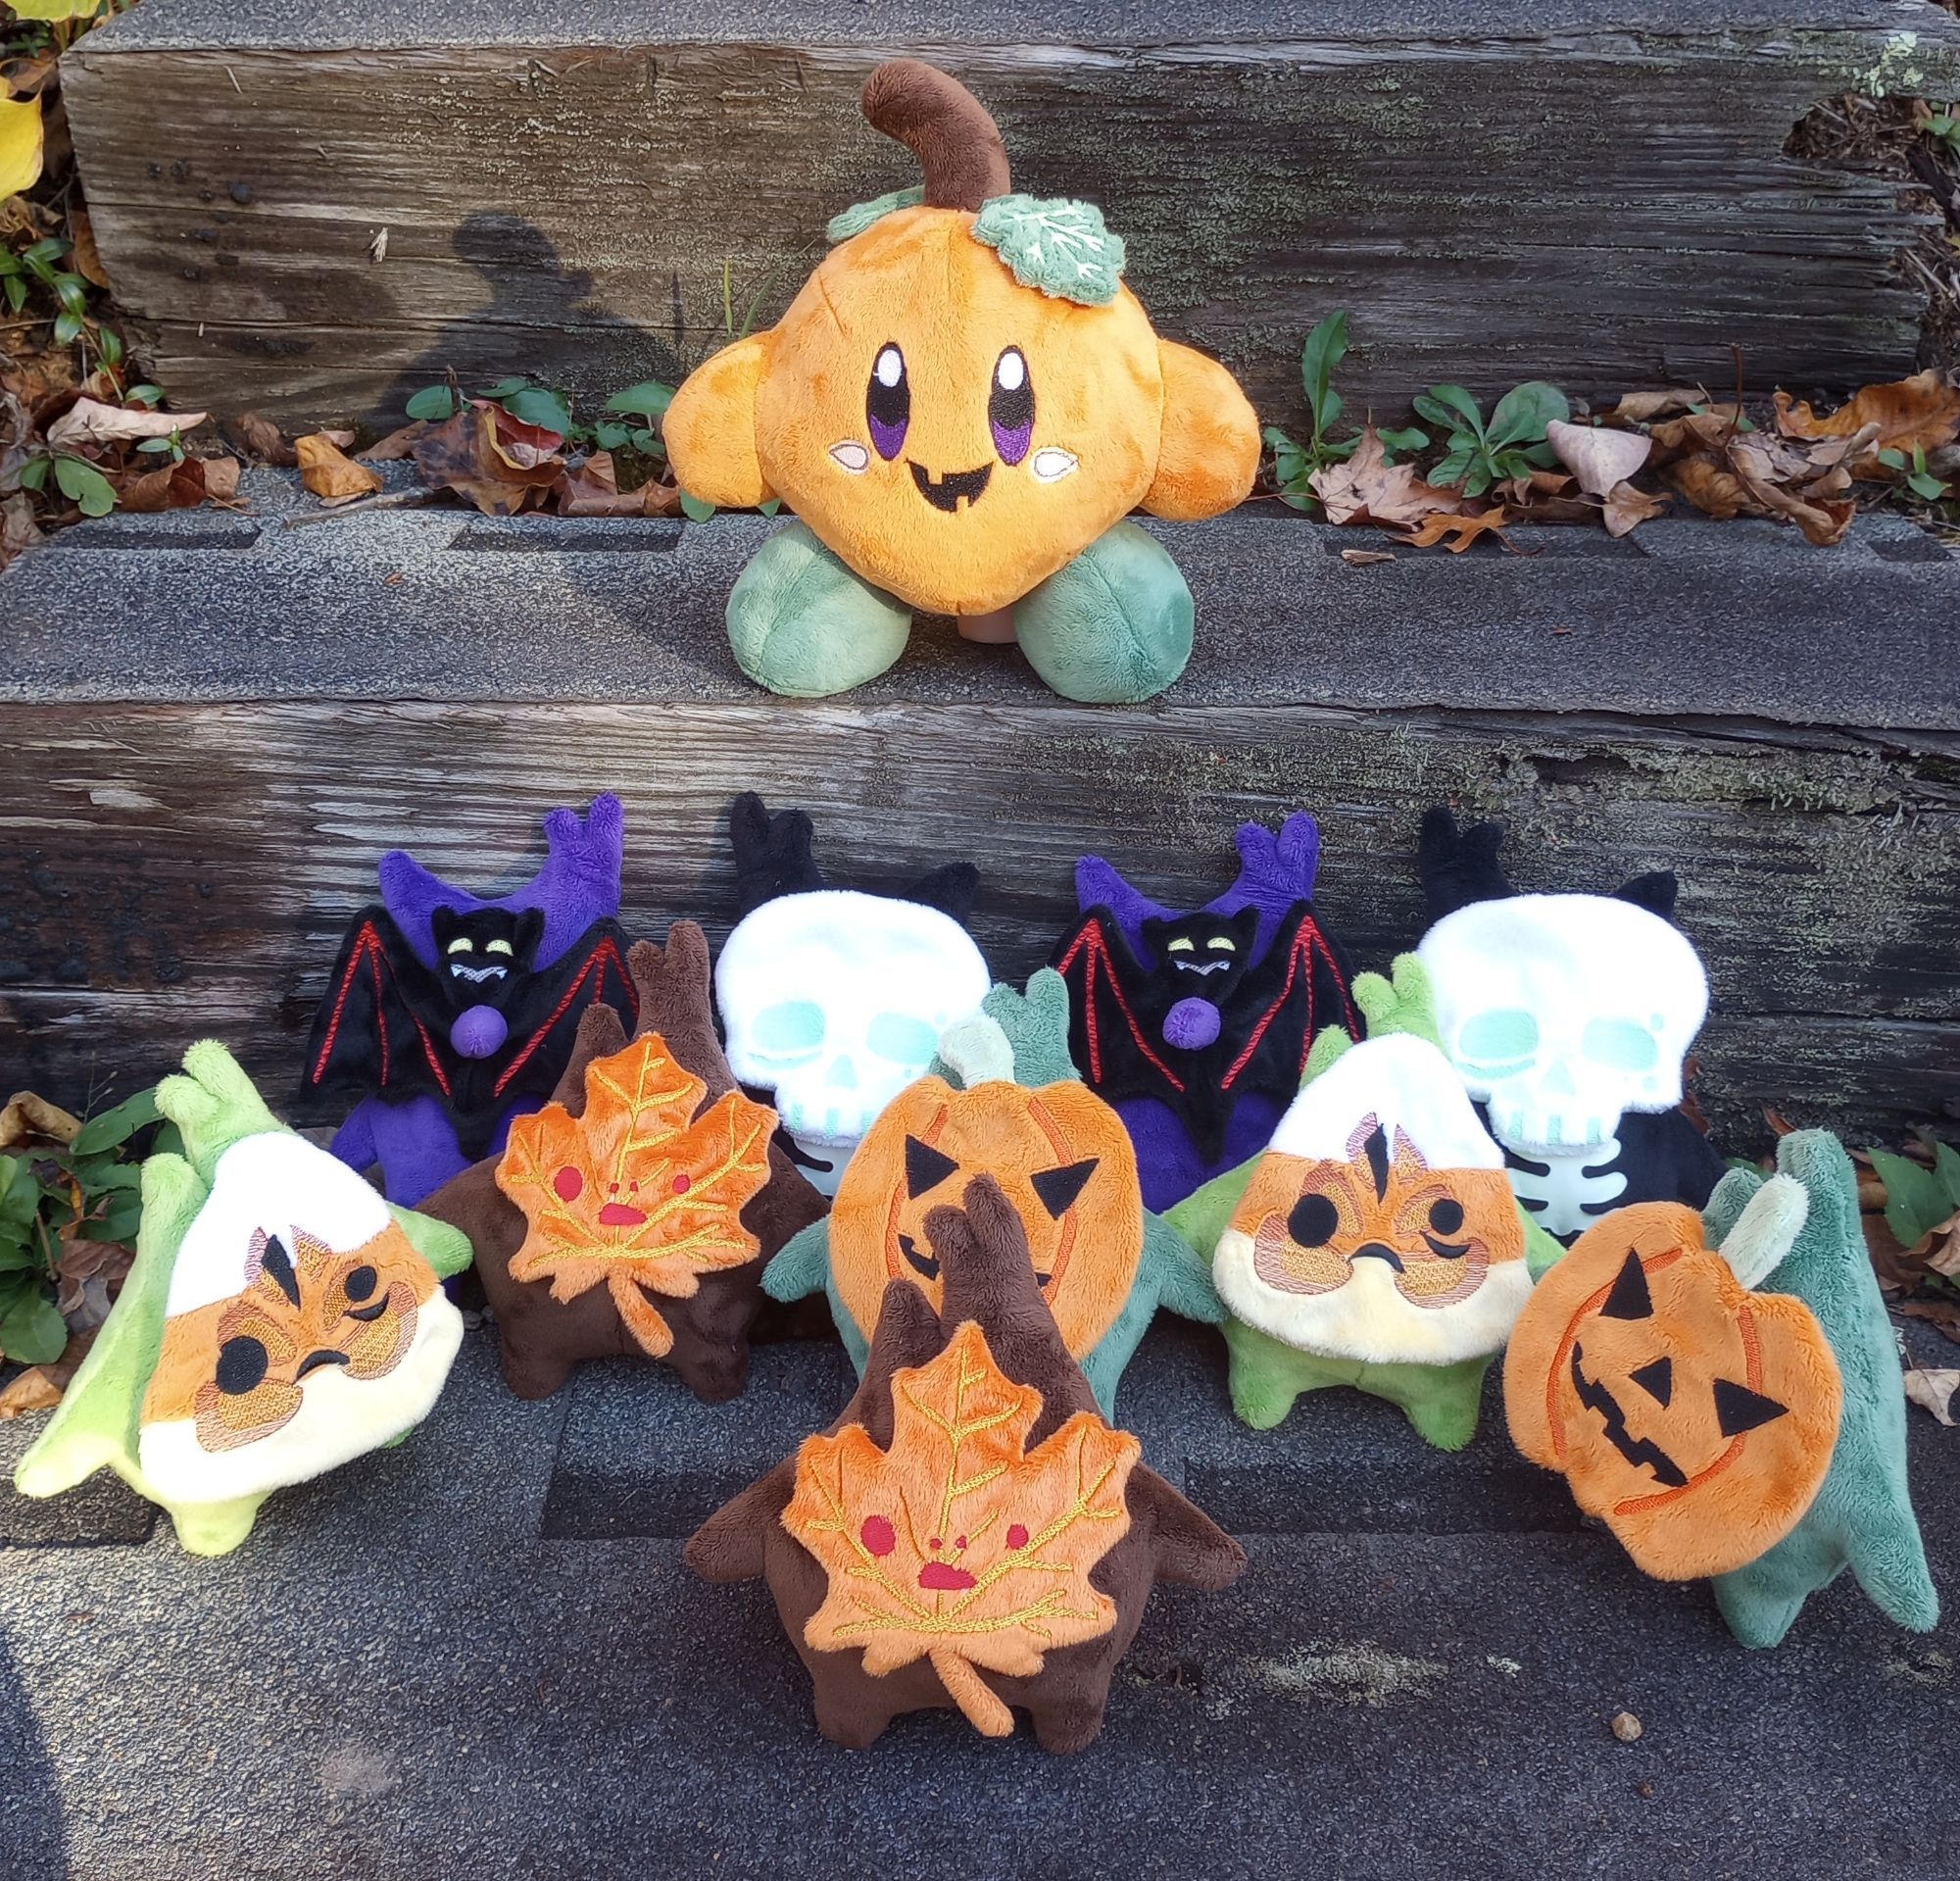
[1415,806,1727,1246]
[15,1043,470,1556]
[1170,956,1565,1450]
[764,969,1223,1417]
[687,1174,1245,1749]
[302,794,639,1208]
[714,791,990,1196]
[662,59,1260,705]
[1053,813,1360,1213]
[422,924,826,1403]
[1505,1129,1937,1644]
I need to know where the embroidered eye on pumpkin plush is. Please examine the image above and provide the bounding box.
[832,1075,1143,1363]
[1503,1198,1841,1581]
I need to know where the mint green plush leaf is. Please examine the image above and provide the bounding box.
[0,1289,67,1364]
[72,1085,161,1156]
[826,185,925,244]
[678,491,716,522]
[971,195,1125,306]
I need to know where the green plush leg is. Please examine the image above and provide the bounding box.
[726,522,912,698]
[168,1493,270,1558]
[1012,520,1194,704]
[1222,1319,1327,1430]
[1221,1320,1488,1449]
[1366,1356,1491,1452]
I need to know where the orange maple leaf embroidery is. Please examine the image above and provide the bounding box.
[496,1035,776,1358]
[784,1320,1139,1736]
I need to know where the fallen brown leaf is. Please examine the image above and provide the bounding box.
[551,450,683,518]
[1602,480,1669,537]
[200,455,241,503]
[1775,369,1960,477]
[1661,452,1750,520]
[221,412,298,468]
[0,1367,65,1420]
[45,397,207,452]
[1904,1366,1960,1425]
[54,1239,131,1330]
[1898,1297,1960,1348]
[297,432,383,506]
[68,207,111,290]
[358,421,428,464]
[1339,548,1396,566]
[115,457,208,515]
[1308,425,1462,527]
[1607,388,1712,424]
[1548,420,1651,497]
[410,404,562,517]
[1494,470,1596,524]
[0,492,41,571]
[0,1091,80,1149]
[1407,508,1511,553]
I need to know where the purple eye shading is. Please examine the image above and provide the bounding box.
[989,346,1034,466]
[866,343,909,461]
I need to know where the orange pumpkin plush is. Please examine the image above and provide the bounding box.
[662,59,1259,705]
[1504,1183,1841,1581]
[763,970,1223,1414]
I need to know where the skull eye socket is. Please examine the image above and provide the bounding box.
[989,346,1034,466]
[1287,1192,1340,1249]
[1581,1015,1660,1072]
[216,1335,270,1397]
[1456,1008,1540,1076]
[749,1000,826,1062]
[867,343,909,461]
[866,1012,939,1067]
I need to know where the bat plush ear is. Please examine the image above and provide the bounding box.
[1417,805,1515,921]
[903,862,980,923]
[1613,870,1680,919]
[728,791,825,915]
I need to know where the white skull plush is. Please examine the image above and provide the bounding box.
[716,889,990,1194]
[1417,892,1708,1159]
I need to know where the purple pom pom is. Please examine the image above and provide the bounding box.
[450,1005,509,1060]
[1163,997,1222,1051]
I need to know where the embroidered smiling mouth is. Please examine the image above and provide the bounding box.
[909,461,992,513]
[449,963,508,984]
[1172,958,1231,976]
[899,1233,940,1282]
[1570,1344,1689,1488]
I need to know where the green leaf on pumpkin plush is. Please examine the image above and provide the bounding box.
[679,491,717,522]
[826,185,926,244]
[971,195,1125,306]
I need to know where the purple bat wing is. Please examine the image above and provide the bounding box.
[378,793,626,968]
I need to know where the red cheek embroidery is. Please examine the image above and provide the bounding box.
[1005,1523,1029,1550]
[553,1166,583,1202]
[672,1173,692,1195]
[860,1515,896,1557]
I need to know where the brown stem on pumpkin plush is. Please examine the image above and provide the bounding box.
[861,58,1010,212]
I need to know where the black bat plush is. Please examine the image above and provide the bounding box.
[1053,900,1356,1167]
[302,904,639,1159]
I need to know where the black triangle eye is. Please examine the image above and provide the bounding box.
[260,1234,301,1309]
[1630,1357,1673,1406]
[1714,1378,1788,1438]
[1599,1251,1653,1321]
[1031,1158,1098,1218]
[905,1135,958,1199]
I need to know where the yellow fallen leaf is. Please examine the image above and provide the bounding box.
[1775,370,1960,477]
[297,432,383,505]
[0,94,43,199]
[0,1091,81,1150]
[1406,507,1510,553]
[8,0,113,19]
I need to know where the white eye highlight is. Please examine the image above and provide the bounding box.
[828,441,870,473]
[1031,447,1078,483]
[996,348,1026,392]
[873,345,904,388]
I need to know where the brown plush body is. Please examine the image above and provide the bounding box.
[687,1175,1244,1751]
[424,925,825,1402]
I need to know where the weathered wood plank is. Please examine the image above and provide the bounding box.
[59,7,1960,429]
[1,699,1954,1150]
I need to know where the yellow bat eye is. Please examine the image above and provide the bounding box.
[485,939,514,957]
[1165,937,1195,954]
[446,938,474,955]
[1206,936,1235,951]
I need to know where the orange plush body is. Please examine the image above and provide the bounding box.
[663,60,1259,705]
[1504,1201,1841,1581]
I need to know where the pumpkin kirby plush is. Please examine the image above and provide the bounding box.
[662,59,1260,704]
[687,1173,1246,1750]
[1172,956,1565,1450]
[762,970,1224,1416]
[16,1044,470,1556]
[422,924,827,1403]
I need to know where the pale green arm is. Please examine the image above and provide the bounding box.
[390,1204,473,1280]
[158,1041,283,1183]
[1166,1161,1256,1261]
[763,1217,832,1302]
[1142,1211,1225,1323]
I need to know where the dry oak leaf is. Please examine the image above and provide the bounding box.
[1602,480,1669,538]
[1775,370,1960,478]
[1607,388,1711,424]
[497,1034,775,1358]
[297,432,383,506]
[46,397,209,453]
[1547,419,1651,498]
[1407,507,1511,553]
[1308,424,1462,527]
[1905,1367,1960,1426]
[410,404,563,517]
[785,1319,1139,1738]
[0,1091,80,1150]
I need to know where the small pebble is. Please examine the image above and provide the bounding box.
[228,180,253,204]
[1611,1710,1643,1743]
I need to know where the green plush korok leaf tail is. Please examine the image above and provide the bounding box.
[971,195,1126,306]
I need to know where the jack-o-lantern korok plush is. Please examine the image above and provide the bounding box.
[688,1174,1245,1750]
[1507,1129,1937,1644]
[1172,957,1564,1450]
[662,60,1260,705]
[16,1044,471,1556]
[423,925,827,1403]
[763,970,1223,1416]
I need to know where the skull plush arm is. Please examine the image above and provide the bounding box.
[662,333,774,511]
[1140,339,1260,521]
[1141,1211,1226,1324]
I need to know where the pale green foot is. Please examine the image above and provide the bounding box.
[168,1492,270,1557]
[1013,520,1194,704]
[1222,1319,1490,1450]
[727,521,912,697]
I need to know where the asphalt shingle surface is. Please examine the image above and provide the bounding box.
[2,1317,1955,1880]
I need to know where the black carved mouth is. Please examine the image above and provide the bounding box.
[1350,1242,1405,1271]
[1570,1344,1688,1488]
[898,1233,939,1281]
[909,461,992,513]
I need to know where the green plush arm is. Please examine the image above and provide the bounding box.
[158,1042,283,1181]
[390,1203,473,1280]
[1142,1211,1225,1323]
[762,1218,832,1303]
[1523,1214,1566,1280]
[1166,1161,1256,1261]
